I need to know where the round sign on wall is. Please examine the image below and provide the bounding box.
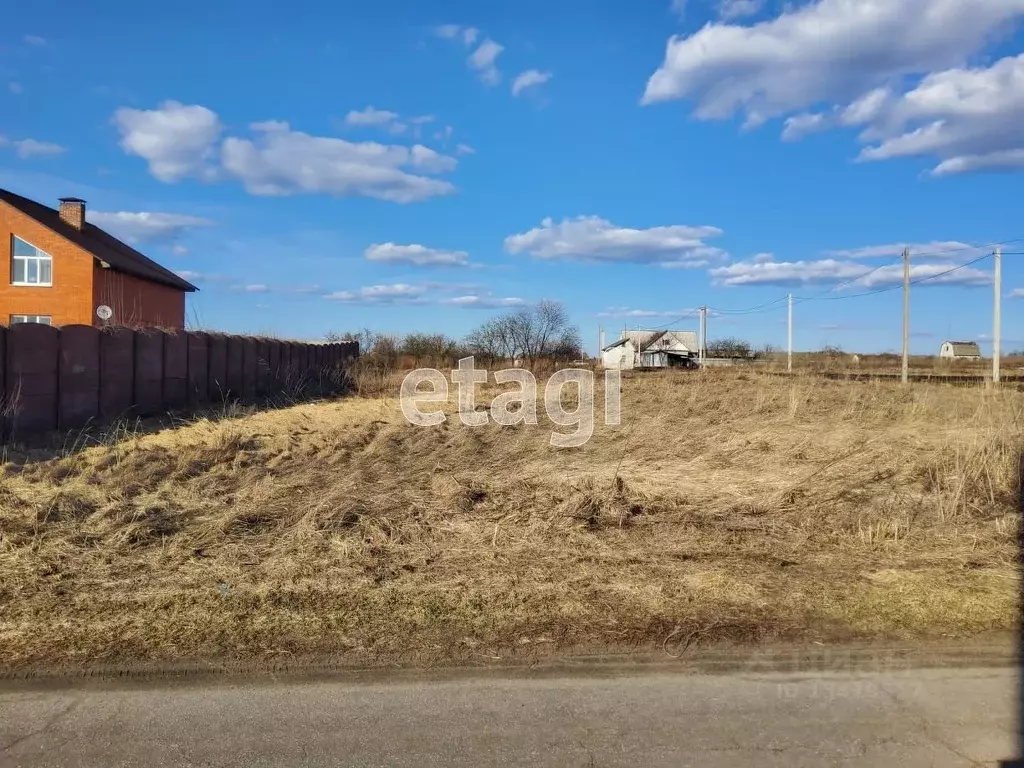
[96,305,113,321]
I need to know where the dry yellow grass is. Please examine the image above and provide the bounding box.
[0,370,1020,669]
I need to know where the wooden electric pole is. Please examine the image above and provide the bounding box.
[787,293,793,373]
[902,247,910,385]
[993,246,1002,384]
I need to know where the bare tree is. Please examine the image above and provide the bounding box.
[465,300,583,366]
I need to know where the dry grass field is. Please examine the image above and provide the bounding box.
[0,369,1020,670]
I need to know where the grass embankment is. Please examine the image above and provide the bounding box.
[0,371,1020,669]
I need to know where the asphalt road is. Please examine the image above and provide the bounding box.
[0,666,1017,767]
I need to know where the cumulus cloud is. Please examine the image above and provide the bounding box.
[505,216,726,266]
[855,54,1024,175]
[717,0,763,20]
[0,136,65,158]
[710,256,991,288]
[468,39,504,86]
[826,241,988,259]
[113,101,223,182]
[642,0,1024,115]
[220,121,457,202]
[344,106,400,127]
[88,211,213,245]
[439,295,525,308]
[597,306,705,318]
[364,242,470,267]
[323,282,519,307]
[436,25,479,47]
[512,69,552,97]
[642,0,1024,174]
[113,102,461,203]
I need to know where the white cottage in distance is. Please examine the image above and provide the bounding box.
[939,341,982,360]
[601,329,700,370]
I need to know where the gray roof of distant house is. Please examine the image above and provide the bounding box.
[0,188,197,292]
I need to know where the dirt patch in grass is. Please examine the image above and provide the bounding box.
[0,371,1020,669]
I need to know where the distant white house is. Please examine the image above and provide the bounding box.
[601,330,699,370]
[939,341,982,360]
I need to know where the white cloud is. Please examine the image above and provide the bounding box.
[0,136,65,158]
[88,211,214,244]
[505,216,726,266]
[410,144,458,173]
[435,125,455,143]
[8,82,22,95]
[512,69,552,97]
[324,283,427,304]
[826,241,987,259]
[597,306,703,318]
[436,25,479,47]
[115,102,459,202]
[364,242,470,267]
[171,245,189,256]
[641,0,1024,115]
[174,270,225,283]
[751,252,774,263]
[710,257,991,287]
[23,35,45,46]
[670,0,687,19]
[220,121,457,202]
[410,115,436,125]
[641,0,1024,175]
[1010,289,1024,298]
[468,39,504,86]
[235,284,270,293]
[440,295,525,308]
[856,54,1024,175]
[717,0,763,20]
[113,101,222,182]
[781,112,828,141]
[455,143,476,155]
[344,106,400,127]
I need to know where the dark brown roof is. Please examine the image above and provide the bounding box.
[0,188,197,292]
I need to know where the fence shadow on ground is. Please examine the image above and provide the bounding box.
[0,367,354,467]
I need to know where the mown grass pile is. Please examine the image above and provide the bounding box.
[0,370,1020,668]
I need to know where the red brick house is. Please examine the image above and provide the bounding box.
[0,189,197,328]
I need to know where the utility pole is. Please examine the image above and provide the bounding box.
[598,324,605,361]
[902,247,910,385]
[993,246,1002,384]
[787,293,793,373]
[698,306,707,365]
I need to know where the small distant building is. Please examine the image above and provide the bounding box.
[601,329,699,370]
[939,341,981,360]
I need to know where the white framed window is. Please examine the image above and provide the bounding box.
[10,314,52,325]
[11,236,53,286]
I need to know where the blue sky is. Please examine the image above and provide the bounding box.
[2,0,1024,353]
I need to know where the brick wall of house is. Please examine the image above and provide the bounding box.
[93,267,186,329]
[0,201,94,326]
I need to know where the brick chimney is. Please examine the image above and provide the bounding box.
[58,197,86,230]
